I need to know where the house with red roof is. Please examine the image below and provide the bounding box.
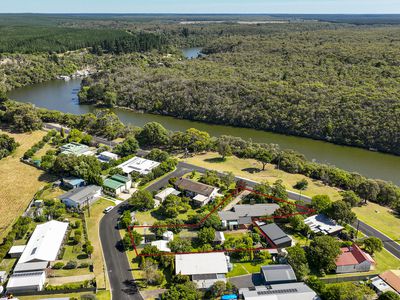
[335,244,375,274]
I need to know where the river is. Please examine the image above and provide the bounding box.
[7,48,400,185]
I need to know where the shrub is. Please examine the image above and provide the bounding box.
[79,262,89,268]
[52,262,64,269]
[64,260,78,269]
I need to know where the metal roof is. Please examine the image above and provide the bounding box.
[304,214,344,235]
[8,245,26,254]
[117,156,160,175]
[259,223,292,247]
[14,261,48,273]
[103,178,125,190]
[18,220,69,264]
[219,204,279,222]
[175,178,218,197]
[59,185,102,204]
[6,271,46,289]
[260,265,297,284]
[175,252,228,275]
[240,282,319,300]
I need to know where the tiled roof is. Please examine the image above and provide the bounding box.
[175,178,217,197]
[380,271,400,292]
[336,244,375,267]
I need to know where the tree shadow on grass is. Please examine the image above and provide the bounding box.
[204,157,225,163]
[242,167,261,174]
[122,279,141,295]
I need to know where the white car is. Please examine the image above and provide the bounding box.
[103,206,114,214]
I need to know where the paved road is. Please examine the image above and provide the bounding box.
[100,202,144,300]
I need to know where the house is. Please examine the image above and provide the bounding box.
[304,214,344,236]
[59,185,102,209]
[371,270,400,295]
[8,245,26,258]
[239,282,320,300]
[116,156,160,175]
[151,240,171,252]
[155,187,181,202]
[98,151,119,163]
[13,261,48,273]
[60,142,93,156]
[219,204,280,229]
[175,252,230,289]
[6,271,46,294]
[175,178,219,206]
[260,264,297,285]
[335,244,375,274]
[258,223,292,248]
[103,174,132,197]
[18,220,69,264]
[61,177,85,190]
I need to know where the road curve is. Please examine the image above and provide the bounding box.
[99,202,144,300]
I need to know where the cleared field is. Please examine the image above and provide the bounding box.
[353,202,400,241]
[0,130,55,239]
[181,152,342,201]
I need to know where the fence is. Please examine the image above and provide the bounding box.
[319,273,379,283]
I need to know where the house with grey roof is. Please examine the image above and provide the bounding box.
[258,223,292,248]
[260,264,297,285]
[219,204,279,229]
[175,178,219,207]
[59,185,102,209]
[239,282,320,300]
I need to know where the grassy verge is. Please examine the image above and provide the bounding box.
[0,130,55,240]
[84,199,115,290]
[353,202,400,241]
[181,152,342,201]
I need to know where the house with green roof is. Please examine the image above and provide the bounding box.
[103,174,132,197]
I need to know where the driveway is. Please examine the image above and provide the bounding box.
[229,273,263,289]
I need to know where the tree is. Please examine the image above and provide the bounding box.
[4,103,43,132]
[358,179,380,202]
[159,195,190,218]
[129,190,155,211]
[161,281,201,300]
[104,91,117,108]
[307,236,341,273]
[363,236,383,255]
[168,239,192,253]
[294,179,308,190]
[73,230,82,244]
[119,210,132,229]
[114,136,139,157]
[217,141,232,160]
[143,258,165,286]
[145,149,169,162]
[137,122,169,147]
[328,201,356,224]
[210,281,226,297]
[272,179,288,200]
[311,195,331,213]
[287,244,310,280]
[83,241,94,257]
[122,230,142,250]
[255,149,273,171]
[340,190,361,207]
[379,291,400,300]
[321,282,374,300]
[289,215,305,232]
[197,227,215,245]
[150,221,168,237]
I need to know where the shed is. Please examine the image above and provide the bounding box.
[260,264,297,285]
[8,245,26,258]
[103,174,132,197]
[258,223,292,248]
[151,240,171,252]
[61,177,85,190]
[98,151,119,163]
[6,271,46,293]
[155,187,181,202]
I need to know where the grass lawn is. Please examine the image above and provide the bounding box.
[19,291,110,300]
[50,267,92,277]
[228,257,272,278]
[0,257,16,273]
[0,130,56,240]
[353,202,400,241]
[181,152,342,201]
[84,199,115,290]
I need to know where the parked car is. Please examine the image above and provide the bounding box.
[104,206,114,214]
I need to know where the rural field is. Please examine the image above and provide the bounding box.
[0,129,53,239]
[181,152,342,201]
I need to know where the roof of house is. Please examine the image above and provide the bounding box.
[219,204,280,222]
[99,151,119,159]
[8,245,26,254]
[103,178,125,190]
[379,271,400,292]
[14,261,48,273]
[260,265,297,284]
[175,178,218,197]
[62,177,85,186]
[151,240,171,252]
[371,276,397,294]
[214,231,225,242]
[110,174,130,183]
[239,282,319,300]
[60,142,90,156]
[259,223,292,247]
[6,271,46,289]
[18,220,69,264]
[117,156,160,175]
[59,185,101,204]
[155,187,180,200]
[335,244,375,267]
[175,252,228,275]
[304,214,344,235]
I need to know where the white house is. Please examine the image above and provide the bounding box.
[6,271,46,294]
[117,156,160,175]
[335,244,375,274]
[304,214,344,236]
[151,240,171,252]
[175,252,230,289]
[59,185,102,209]
[18,220,69,264]
[98,151,119,163]
[155,187,181,202]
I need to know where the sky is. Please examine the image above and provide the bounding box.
[0,0,399,14]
